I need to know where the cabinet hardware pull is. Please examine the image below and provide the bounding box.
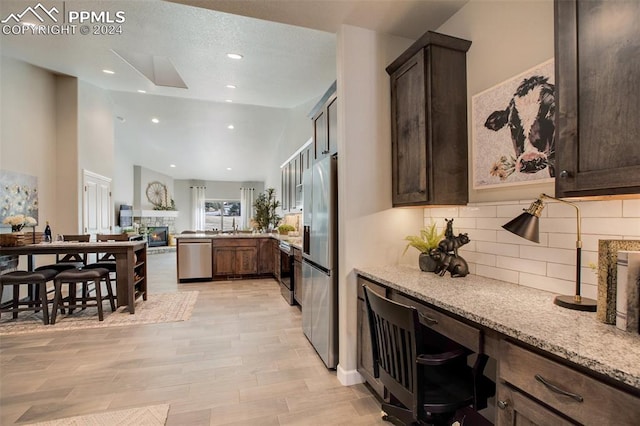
[419,312,438,326]
[534,374,584,402]
[559,170,571,178]
[497,400,509,409]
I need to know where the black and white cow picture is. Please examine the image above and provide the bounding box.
[484,75,556,178]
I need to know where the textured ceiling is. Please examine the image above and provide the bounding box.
[0,0,467,181]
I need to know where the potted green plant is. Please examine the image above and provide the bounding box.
[403,222,445,272]
[253,188,282,233]
[277,224,295,235]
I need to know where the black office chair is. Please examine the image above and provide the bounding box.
[363,286,493,426]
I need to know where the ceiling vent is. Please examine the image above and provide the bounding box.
[111,49,188,89]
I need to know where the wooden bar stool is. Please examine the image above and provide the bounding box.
[50,267,116,324]
[0,269,58,325]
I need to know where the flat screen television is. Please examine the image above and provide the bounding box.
[119,204,133,227]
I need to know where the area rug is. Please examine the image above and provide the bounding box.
[25,404,170,425]
[0,291,198,336]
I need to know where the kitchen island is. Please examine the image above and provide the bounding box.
[356,265,640,424]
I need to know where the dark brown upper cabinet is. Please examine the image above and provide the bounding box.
[387,31,471,207]
[555,0,640,197]
[310,81,337,162]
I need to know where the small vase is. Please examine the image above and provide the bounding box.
[419,252,437,272]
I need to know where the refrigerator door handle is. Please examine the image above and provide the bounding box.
[303,225,310,254]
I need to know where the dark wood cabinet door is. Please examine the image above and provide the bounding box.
[327,95,338,156]
[496,384,573,426]
[213,247,235,276]
[388,32,470,207]
[390,49,428,205]
[313,110,327,161]
[555,0,640,197]
[235,247,257,275]
[257,239,274,275]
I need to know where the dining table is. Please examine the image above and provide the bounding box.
[0,240,147,314]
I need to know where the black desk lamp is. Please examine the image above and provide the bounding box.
[502,193,597,312]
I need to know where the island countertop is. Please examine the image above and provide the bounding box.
[355,264,640,391]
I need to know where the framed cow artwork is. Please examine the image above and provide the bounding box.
[472,58,555,189]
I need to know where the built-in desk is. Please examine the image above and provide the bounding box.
[0,241,147,313]
[356,265,640,425]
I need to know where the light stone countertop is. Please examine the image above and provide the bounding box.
[173,233,303,249]
[355,264,640,391]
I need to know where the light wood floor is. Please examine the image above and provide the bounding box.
[0,252,385,425]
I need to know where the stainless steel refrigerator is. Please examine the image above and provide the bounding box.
[302,154,338,369]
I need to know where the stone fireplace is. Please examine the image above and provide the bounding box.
[133,210,179,246]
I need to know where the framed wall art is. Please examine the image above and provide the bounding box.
[472,59,555,189]
[0,170,39,225]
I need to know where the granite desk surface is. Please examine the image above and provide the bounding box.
[355,264,640,391]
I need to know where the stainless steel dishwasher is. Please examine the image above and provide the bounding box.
[177,238,213,282]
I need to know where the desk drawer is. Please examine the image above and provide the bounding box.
[357,276,386,300]
[499,340,640,425]
[393,293,482,353]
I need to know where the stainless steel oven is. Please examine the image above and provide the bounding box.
[278,241,294,305]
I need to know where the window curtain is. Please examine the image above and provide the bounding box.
[240,187,254,230]
[191,186,206,231]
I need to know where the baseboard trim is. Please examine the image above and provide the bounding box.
[337,364,365,386]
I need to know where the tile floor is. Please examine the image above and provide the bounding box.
[0,252,385,425]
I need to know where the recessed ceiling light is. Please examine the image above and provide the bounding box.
[137,90,146,93]
[225,99,233,103]
[227,124,234,130]
[226,53,243,60]
[151,118,160,124]
[226,167,232,171]
[225,84,236,89]
[170,164,176,168]
[102,69,115,74]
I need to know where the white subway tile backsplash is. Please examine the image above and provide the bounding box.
[466,229,497,243]
[546,262,575,281]
[539,218,576,233]
[459,205,497,218]
[583,218,640,237]
[426,207,460,218]
[496,256,545,274]
[520,245,575,265]
[519,273,574,295]
[497,230,547,246]
[476,264,519,284]
[464,251,496,266]
[476,217,509,230]
[476,241,519,257]
[622,199,640,217]
[423,198,639,296]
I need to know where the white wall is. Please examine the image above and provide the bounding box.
[335,25,424,385]
[438,0,555,203]
[133,165,176,211]
[264,97,319,203]
[1,57,58,232]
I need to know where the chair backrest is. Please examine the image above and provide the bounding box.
[364,286,494,421]
[364,285,421,415]
[96,233,129,242]
[95,234,129,262]
[57,234,90,264]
